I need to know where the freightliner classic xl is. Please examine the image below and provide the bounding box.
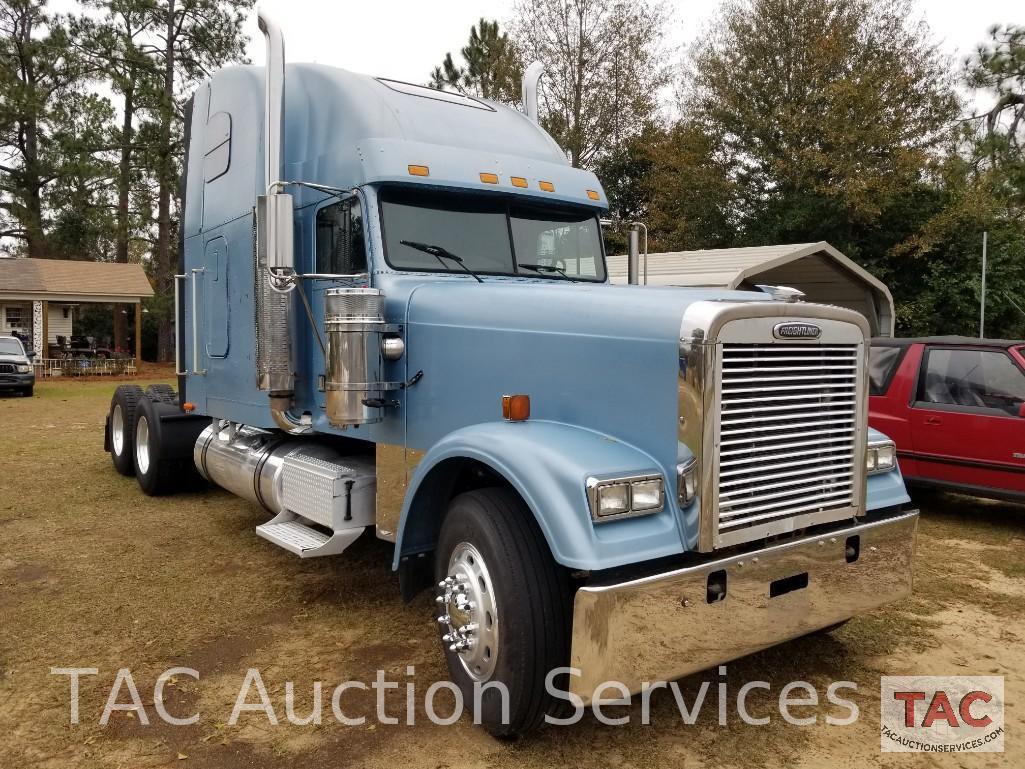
[103,10,918,736]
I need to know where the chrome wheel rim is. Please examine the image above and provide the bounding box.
[437,541,499,682]
[111,404,125,456]
[135,415,150,475]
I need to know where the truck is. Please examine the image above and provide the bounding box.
[869,336,1025,501]
[102,10,919,736]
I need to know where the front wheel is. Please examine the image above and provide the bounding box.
[434,487,572,737]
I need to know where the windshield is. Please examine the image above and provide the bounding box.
[379,187,606,281]
[0,337,24,355]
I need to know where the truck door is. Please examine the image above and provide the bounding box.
[910,345,1025,496]
[204,236,229,358]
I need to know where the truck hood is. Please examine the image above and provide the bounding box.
[395,275,770,465]
[399,277,770,346]
[0,353,30,365]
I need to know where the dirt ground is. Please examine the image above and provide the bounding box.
[1,374,1023,768]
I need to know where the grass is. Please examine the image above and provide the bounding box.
[1,374,1023,768]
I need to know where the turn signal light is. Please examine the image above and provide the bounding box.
[539,181,555,192]
[586,189,600,200]
[502,394,530,421]
[479,172,499,184]
[408,164,430,177]
[182,402,196,413]
[511,176,528,188]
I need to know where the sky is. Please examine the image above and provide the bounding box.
[244,0,1024,94]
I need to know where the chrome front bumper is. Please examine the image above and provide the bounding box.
[569,511,918,701]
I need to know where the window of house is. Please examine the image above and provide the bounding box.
[5,306,25,329]
[917,348,1025,416]
[316,198,367,275]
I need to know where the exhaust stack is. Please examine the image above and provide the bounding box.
[255,8,306,432]
[257,9,285,195]
[521,62,543,122]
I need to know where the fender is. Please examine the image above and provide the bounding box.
[866,425,913,510]
[392,420,688,572]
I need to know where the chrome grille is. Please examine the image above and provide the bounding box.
[716,343,860,538]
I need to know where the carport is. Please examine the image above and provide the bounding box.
[607,241,895,337]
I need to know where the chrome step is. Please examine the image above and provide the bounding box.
[256,512,364,558]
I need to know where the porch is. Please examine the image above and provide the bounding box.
[0,258,154,375]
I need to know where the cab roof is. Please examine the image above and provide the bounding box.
[186,63,606,237]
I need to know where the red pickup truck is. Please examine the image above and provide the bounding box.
[869,337,1025,502]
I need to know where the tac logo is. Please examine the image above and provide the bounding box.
[880,676,1004,753]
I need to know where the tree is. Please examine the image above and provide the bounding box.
[967,25,1025,212]
[638,121,738,253]
[430,18,521,103]
[511,0,671,168]
[686,0,959,257]
[72,0,161,347]
[891,26,1025,338]
[0,0,105,258]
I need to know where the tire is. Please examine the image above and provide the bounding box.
[434,487,572,737]
[108,384,144,476]
[133,397,207,496]
[21,386,33,397]
[145,383,178,405]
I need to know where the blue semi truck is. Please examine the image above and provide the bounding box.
[103,11,918,736]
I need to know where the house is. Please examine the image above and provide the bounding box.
[0,258,154,359]
[607,241,895,337]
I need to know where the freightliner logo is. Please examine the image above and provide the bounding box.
[773,322,822,340]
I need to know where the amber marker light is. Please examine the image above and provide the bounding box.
[587,189,600,200]
[408,164,430,177]
[182,402,196,413]
[502,394,531,422]
[539,181,555,192]
[480,172,499,184]
[511,176,528,188]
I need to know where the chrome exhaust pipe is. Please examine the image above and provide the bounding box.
[256,8,306,433]
[521,62,543,123]
[257,8,285,195]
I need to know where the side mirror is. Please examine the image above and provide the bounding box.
[26,349,35,360]
[257,192,295,275]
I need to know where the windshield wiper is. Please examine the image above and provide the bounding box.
[399,240,483,283]
[518,262,572,280]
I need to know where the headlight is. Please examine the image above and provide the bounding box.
[631,478,664,511]
[597,483,630,516]
[866,440,897,475]
[677,459,698,507]
[586,473,665,522]
[15,364,31,373]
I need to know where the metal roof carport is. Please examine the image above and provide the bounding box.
[607,242,895,337]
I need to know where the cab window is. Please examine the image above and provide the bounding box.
[868,345,905,395]
[316,198,367,275]
[917,348,1025,416]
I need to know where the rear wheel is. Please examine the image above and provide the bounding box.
[108,384,144,476]
[133,396,207,496]
[434,487,572,737]
[145,383,178,405]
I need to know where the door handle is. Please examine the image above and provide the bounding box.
[924,415,942,426]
